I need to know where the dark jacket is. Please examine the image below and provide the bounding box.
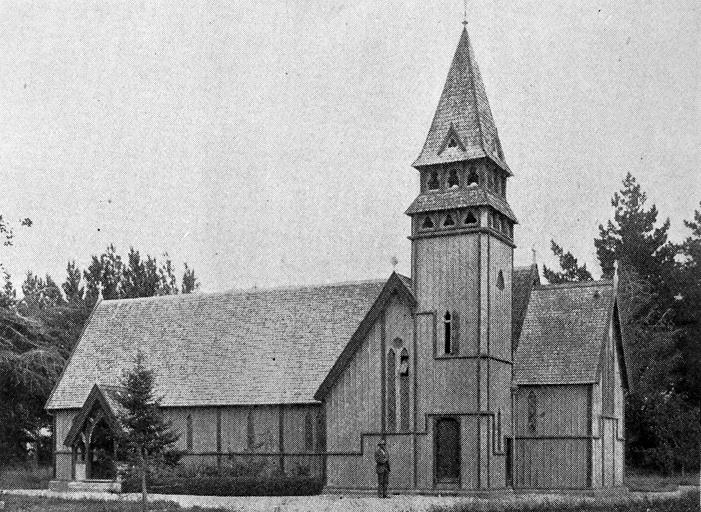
[375,446,390,474]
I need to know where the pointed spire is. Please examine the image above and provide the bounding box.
[413,28,509,173]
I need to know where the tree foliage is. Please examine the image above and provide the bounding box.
[0,237,198,465]
[542,240,593,284]
[116,352,179,511]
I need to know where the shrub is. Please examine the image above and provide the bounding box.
[121,461,323,496]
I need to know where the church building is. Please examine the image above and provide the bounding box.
[46,26,628,493]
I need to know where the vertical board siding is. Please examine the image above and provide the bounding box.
[514,385,590,489]
[324,295,414,488]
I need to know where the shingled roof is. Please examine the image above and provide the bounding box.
[46,279,386,410]
[413,27,510,173]
[512,264,539,351]
[405,186,517,222]
[514,280,615,385]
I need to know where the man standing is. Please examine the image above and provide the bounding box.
[374,438,390,498]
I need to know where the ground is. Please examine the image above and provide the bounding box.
[0,467,698,512]
[1,487,699,512]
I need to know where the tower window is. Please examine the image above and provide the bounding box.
[443,311,452,354]
[497,270,505,290]
[464,211,477,225]
[467,167,479,186]
[428,171,440,190]
[497,409,503,452]
[447,168,460,188]
[443,214,455,227]
[421,216,434,229]
[447,137,458,148]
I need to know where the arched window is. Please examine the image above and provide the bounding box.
[186,414,193,451]
[467,167,479,186]
[304,412,314,452]
[387,349,397,431]
[447,137,458,148]
[447,167,460,188]
[399,348,410,431]
[428,171,440,190]
[443,311,452,354]
[421,216,434,229]
[527,391,537,434]
[464,210,477,225]
[443,214,455,227]
[497,409,503,452]
[315,413,325,452]
[497,270,505,291]
[247,409,255,450]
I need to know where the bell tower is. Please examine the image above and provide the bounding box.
[408,27,516,489]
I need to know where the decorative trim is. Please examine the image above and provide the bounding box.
[409,226,516,248]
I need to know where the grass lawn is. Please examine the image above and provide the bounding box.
[0,494,227,512]
[0,466,52,490]
[624,468,699,492]
[428,490,700,512]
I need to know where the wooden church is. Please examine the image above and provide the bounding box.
[46,26,628,494]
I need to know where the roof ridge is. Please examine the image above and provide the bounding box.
[100,277,388,305]
[538,279,613,290]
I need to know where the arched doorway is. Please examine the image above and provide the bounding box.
[88,417,116,480]
[435,417,460,485]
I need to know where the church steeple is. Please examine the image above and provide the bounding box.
[413,27,509,173]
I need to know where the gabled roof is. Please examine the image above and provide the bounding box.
[512,264,539,351]
[413,28,509,173]
[314,273,415,400]
[46,280,386,410]
[514,280,616,385]
[405,186,517,222]
[63,384,124,447]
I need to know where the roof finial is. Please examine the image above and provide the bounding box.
[390,255,399,271]
[531,245,537,266]
[462,0,468,27]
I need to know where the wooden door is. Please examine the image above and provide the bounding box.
[435,417,460,484]
[505,437,513,487]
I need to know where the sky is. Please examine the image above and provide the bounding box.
[0,0,698,293]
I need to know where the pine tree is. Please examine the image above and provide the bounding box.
[541,240,593,284]
[181,264,198,294]
[62,261,84,305]
[116,352,179,512]
[595,173,673,282]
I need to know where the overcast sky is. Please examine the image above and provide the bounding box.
[0,0,698,292]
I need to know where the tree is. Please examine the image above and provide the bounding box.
[84,244,124,305]
[62,261,84,306]
[20,272,65,311]
[541,240,593,284]
[595,173,673,282]
[670,203,701,404]
[116,353,179,512]
[181,264,198,294]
